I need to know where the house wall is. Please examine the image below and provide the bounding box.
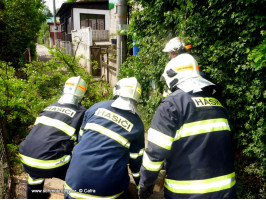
[71,27,92,46]
[109,7,117,41]
[71,28,91,72]
[58,7,72,42]
[57,4,119,86]
[73,8,110,31]
[48,23,62,48]
[73,42,91,72]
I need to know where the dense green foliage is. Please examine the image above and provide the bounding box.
[37,5,52,45]
[119,0,266,198]
[37,22,50,45]
[0,0,45,67]
[0,47,112,173]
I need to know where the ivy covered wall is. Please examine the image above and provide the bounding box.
[119,0,266,198]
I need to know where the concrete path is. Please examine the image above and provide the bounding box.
[13,172,64,199]
[13,171,164,199]
[36,44,52,62]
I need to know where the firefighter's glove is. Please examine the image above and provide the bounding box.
[138,184,154,199]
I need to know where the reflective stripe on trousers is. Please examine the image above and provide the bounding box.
[28,175,44,185]
[64,182,124,199]
[20,153,71,169]
[165,172,236,194]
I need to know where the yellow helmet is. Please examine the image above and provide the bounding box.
[113,77,142,103]
[63,76,87,99]
[163,37,192,54]
[162,53,200,89]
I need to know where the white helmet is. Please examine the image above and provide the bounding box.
[162,37,192,53]
[161,53,200,89]
[63,76,87,99]
[113,77,142,103]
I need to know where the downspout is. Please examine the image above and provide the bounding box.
[53,0,57,46]
[116,0,127,77]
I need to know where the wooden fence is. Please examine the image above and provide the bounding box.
[101,46,117,84]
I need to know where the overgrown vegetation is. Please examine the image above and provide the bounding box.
[37,5,53,46]
[119,0,265,198]
[0,0,112,184]
[0,0,45,67]
[0,0,265,198]
[0,47,112,174]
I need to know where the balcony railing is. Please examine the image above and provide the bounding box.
[92,30,109,41]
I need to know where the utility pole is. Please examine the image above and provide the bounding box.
[116,0,127,77]
[53,0,57,46]
[42,0,45,44]
[42,22,45,44]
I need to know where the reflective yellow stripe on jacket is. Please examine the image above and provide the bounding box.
[20,153,71,169]
[148,128,174,150]
[35,116,76,137]
[64,182,123,199]
[130,148,144,159]
[84,123,130,149]
[175,118,230,141]
[142,152,164,172]
[131,172,140,178]
[165,172,236,194]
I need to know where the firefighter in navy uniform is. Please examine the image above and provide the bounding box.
[19,76,87,199]
[138,54,237,199]
[162,37,193,99]
[64,77,145,199]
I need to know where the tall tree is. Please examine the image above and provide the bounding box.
[43,5,52,17]
[0,0,45,67]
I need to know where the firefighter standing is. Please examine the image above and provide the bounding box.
[138,54,237,199]
[162,37,192,60]
[19,76,87,199]
[162,37,192,99]
[64,77,145,199]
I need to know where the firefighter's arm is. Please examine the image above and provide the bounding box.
[128,123,145,188]
[78,106,96,141]
[138,101,178,198]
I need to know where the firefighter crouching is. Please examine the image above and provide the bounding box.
[64,77,145,199]
[19,76,87,199]
[138,54,237,199]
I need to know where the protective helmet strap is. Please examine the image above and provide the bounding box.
[166,69,177,77]
[115,85,120,90]
[169,78,179,89]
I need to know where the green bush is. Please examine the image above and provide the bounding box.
[0,47,112,173]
